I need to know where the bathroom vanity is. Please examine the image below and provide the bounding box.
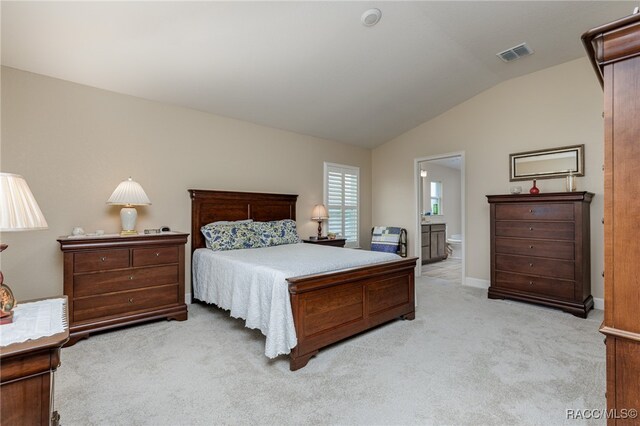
[421,223,447,265]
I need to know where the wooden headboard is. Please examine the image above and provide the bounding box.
[188,189,298,254]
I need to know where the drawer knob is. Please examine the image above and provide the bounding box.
[529,263,534,267]
[155,252,160,257]
[529,245,534,249]
[529,281,534,285]
[529,209,533,213]
[100,256,107,262]
[129,276,134,280]
[128,298,134,304]
[529,227,533,231]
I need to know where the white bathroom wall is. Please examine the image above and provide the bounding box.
[420,162,461,237]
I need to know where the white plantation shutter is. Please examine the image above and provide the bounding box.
[324,163,359,247]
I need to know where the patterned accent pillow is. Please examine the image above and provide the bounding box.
[201,222,262,251]
[253,219,300,247]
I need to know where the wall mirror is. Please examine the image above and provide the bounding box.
[509,144,584,181]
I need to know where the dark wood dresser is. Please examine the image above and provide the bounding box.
[487,192,593,317]
[1,297,69,426]
[421,224,447,264]
[584,12,640,422]
[58,232,188,345]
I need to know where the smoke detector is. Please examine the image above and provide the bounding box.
[497,42,534,63]
[361,8,382,27]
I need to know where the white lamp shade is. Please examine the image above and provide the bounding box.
[0,172,48,232]
[311,204,329,220]
[107,177,151,206]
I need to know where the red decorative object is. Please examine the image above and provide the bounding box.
[529,180,540,194]
[0,310,13,325]
[0,245,16,325]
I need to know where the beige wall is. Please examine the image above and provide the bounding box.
[1,58,607,302]
[372,58,605,299]
[0,66,372,301]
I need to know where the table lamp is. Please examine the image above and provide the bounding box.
[311,204,329,239]
[0,172,49,324]
[107,177,151,236]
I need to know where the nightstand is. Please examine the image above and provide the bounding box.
[57,232,188,345]
[302,238,347,248]
[1,296,69,426]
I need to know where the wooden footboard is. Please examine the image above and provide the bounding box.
[287,257,417,371]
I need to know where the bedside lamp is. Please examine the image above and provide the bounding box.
[107,177,151,236]
[311,204,329,240]
[0,172,49,324]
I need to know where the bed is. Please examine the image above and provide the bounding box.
[189,189,417,370]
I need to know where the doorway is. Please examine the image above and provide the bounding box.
[414,152,465,284]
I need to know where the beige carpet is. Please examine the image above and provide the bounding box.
[56,277,605,425]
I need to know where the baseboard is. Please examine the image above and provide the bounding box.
[464,277,490,289]
[462,279,604,311]
[185,293,192,305]
[593,297,604,311]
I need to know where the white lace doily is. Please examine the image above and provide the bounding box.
[0,298,67,347]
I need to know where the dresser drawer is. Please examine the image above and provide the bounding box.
[495,237,574,260]
[495,221,574,240]
[495,271,575,300]
[496,254,574,280]
[73,285,179,322]
[74,265,179,297]
[133,246,179,267]
[495,203,574,221]
[74,249,130,273]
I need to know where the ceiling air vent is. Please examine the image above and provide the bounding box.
[497,43,534,63]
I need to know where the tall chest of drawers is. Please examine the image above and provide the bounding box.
[487,192,594,318]
[584,14,640,420]
[58,232,189,345]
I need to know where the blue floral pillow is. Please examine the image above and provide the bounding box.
[201,222,262,251]
[253,219,300,247]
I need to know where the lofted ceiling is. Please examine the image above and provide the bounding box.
[1,1,635,148]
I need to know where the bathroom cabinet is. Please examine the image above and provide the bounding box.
[421,224,447,265]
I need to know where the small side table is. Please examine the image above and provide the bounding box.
[302,238,347,248]
[0,296,69,426]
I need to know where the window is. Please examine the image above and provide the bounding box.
[430,181,442,215]
[324,162,359,247]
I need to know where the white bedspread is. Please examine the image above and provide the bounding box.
[192,243,399,358]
